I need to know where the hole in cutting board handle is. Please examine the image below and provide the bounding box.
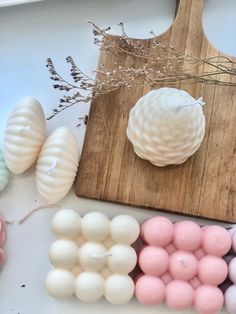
[202,0,236,57]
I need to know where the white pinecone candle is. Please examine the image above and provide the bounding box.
[127,87,205,167]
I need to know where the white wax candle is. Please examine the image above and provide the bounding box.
[75,271,104,303]
[127,87,205,167]
[79,242,107,271]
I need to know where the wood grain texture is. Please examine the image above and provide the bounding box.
[76,0,236,222]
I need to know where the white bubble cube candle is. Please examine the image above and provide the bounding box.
[46,209,140,304]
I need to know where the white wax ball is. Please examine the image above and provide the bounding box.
[108,244,137,274]
[81,212,110,241]
[105,274,134,305]
[127,88,205,166]
[75,271,104,303]
[110,215,140,245]
[52,209,81,239]
[49,239,78,269]
[45,269,75,299]
[79,242,107,271]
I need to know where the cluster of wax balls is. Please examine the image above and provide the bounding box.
[225,228,236,314]
[46,209,140,305]
[135,217,231,314]
[0,218,6,268]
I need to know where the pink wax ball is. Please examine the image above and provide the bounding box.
[198,255,228,286]
[141,217,173,247]
[194,285,224,314]
[202,225,231,256]
[135,275,165,305]
[229,257,236,283]
[174,221,202,251]
[139,246,168,276]
[225,285,236,314]
[169,250,198,281]
[165,280,194,310]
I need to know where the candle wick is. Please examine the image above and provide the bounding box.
[91,252,112,259]
[177,257,188,268]
[19,125,31,132]
[47,160,57,176]
[175,97,205,113]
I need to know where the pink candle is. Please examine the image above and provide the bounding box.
[135,275,165,305]
[141,217,173,247]
[174,221,202,251]
[198,255,228,286]
[202,225,231,257]
[194,285,224,314]
[139,246,168,276]
[165,280,194,310]
[169,251,198,281]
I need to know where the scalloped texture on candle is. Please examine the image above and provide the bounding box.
[127,88,205,166]
[46,210,139,304]
[36,127,79,203]
[3,96,46,173]
[0,150,9,192]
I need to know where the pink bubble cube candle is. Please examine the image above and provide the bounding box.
[136,216,231,314]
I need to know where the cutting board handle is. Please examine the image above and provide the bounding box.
[173,0,204,40]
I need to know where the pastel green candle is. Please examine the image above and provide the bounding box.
[0,150,9,192]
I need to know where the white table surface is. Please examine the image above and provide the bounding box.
[0,0,236,313]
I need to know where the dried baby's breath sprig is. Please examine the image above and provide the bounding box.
[47,21,236,120]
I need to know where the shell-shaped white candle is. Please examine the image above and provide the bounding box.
[0,150,9,192]
[127,87,205,167]
[36,127,79,203]
[3,96,46,174]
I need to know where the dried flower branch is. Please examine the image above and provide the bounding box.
[47,21,236,120]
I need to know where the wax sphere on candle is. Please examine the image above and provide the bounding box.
[104,274,134,305]
[75,272,104,303]
[135,275,165,305]
[174,221,202,251]
[49,239,78,269]
[81,212,110,241]
[165,280,194,310]
[194,285,224,314]
[225,285,236,314]
[141,217,173,246]
[202,225,231,256]
[45,269,75,299]
[169,251,198,280]
[229,257,236,283]
[110,215,140,245]
[198,255,228,285]
[127,88,205,166]
[139,246,169,276]
[79,242,107,271]
[108,244,137,274]
[52,209,81,239]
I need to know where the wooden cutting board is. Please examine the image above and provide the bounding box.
[76,0,236,222]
